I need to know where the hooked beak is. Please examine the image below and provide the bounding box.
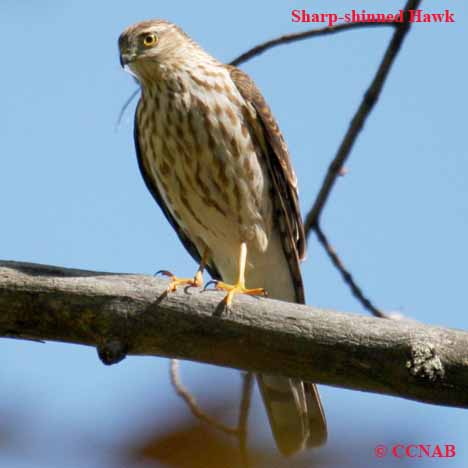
[119,51,137,68]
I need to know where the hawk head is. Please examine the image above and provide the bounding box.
[118,19,202,82]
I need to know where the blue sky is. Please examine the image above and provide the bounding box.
[1,1,466,467]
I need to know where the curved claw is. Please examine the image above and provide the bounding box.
[203,279,219,291]
[155,269,204,293]
[155,270,174,278]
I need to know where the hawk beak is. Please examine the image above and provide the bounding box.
[119,52,137,68]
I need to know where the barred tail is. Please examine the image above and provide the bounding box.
[257,375,327,456]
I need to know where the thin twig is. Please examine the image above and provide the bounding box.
[314,225,387,318]
[237,373,254,467]
[169,359,238,435]
[170,361,255,464]
[115,88,140,131]
[230,22,396,67]
[298,0,421,318]
[304,0,422,233]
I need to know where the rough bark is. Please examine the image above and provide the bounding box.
[1,260,467,409]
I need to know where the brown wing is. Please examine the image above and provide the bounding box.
[229,67,327,452]
[134,99,221,280]
[228,65,306,303]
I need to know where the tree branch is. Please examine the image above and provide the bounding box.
[314,225,387,318]
[295,0,422,318]
[304,0,422,233]
[238,372,253,467]
[1,260,467,409]
[230,22,396,67]
[169,359,238,435]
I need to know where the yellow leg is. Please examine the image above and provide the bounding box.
[215,242,266,306]
[157,250,208,293]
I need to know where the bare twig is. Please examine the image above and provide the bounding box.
[304,0,422,233]
[296,0,422,317]
[238,373,254,467]
[115,88,140,131]
[230,22,396,67]
[314,225,387,318]
[170,359,238,435]
[169,360,254,465]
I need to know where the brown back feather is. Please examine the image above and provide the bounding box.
[227,65,306,303]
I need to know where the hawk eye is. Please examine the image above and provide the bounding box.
[142,33,158,47]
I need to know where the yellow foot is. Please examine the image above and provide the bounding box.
[213,280,267,307]
[156,270,203,293]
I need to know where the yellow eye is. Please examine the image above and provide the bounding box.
[143,33,158,47]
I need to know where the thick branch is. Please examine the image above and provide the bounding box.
[1,260,467,409]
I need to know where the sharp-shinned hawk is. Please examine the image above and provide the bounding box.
[118,19,327,455]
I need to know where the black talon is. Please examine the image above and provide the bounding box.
[203,279,218,291]
[155,270,173,277]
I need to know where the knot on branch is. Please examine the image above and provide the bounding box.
[97,338,128,366]
[406,342,445,382]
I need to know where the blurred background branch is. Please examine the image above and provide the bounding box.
[1,259,467,409]
[169,359,240,436]
[170,359,253,466]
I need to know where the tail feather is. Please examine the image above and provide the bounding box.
[304,382,328,447]
[257,375,327,456]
